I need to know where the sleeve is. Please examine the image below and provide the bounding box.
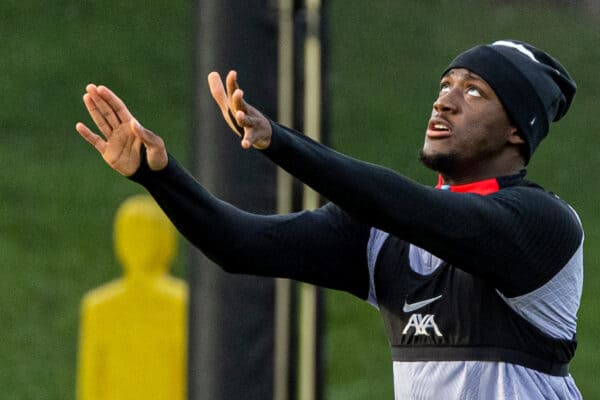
[129,151,371,299]
[262,122,583,296]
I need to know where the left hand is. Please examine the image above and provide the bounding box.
[208,70,272,150]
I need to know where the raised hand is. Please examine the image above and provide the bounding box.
[208,70,272,150]
[76,84,168,176]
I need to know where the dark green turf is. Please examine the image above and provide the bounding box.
[1,1,598,398]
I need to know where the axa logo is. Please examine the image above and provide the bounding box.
[402,314,443,337]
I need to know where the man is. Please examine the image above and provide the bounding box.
[76,40,583,399]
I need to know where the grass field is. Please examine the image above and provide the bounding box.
[1,1,599,399]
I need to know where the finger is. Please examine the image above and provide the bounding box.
[232,88,248,114]
[227,72,248,115]
[241,138,252,149]
[208,72,229,111]
[86,84,121,130]
[82,93,113,138]
[208,72,244,136]
[131,119,168,156]
[75,122,107,154]
[130,119,156,146]
[235,110,256,149]
[235,108,271,150]
[131,119,168,171]
[97,85,134,123]
[226,70,239,105]
[240,129,267,150]
[235,109,257,129]
[226,109,245,137]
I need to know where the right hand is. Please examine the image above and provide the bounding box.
[208,70,272,150]
[76,84,168,176]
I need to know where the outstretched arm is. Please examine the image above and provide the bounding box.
[129,156,371,297]
[76,83,371,298]
[206,71,581,295]
[259,123,583,296]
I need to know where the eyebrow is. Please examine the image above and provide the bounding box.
[444,70,483,82]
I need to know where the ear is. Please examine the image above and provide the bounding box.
[507,126,525,145]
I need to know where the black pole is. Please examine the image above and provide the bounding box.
[189,2,278,399]
[188,1,327,399]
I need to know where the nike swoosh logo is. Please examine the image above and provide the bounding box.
[402,294,443,313]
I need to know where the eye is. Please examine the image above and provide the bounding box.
[467,86,482,97]
[439,82,450,94]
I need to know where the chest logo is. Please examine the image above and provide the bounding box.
[402,314,443,337]
[402,294,442,313]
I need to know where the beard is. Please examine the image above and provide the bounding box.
[419,150,459,176]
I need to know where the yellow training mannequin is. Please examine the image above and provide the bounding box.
[77,195,187,400]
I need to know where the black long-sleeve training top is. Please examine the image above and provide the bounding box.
[130,122,581,297]
[129,121,584,399]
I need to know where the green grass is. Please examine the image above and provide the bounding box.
[1,1,599,399]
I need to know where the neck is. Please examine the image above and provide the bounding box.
[422,149,526,186]
[439,167,523,185]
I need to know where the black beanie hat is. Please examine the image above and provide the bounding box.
[443,40,576,163]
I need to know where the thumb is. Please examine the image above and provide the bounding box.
[131,118,147,140]
[236,111,271,150]
[131,119,159,147]
[131,119,168,171]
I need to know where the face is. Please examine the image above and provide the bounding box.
[420,68,519,176]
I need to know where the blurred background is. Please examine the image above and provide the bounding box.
[1,0,598,399]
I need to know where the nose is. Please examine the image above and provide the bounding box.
[433,90,459,114]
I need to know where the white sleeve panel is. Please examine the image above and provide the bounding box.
[366,228,389,308]
[497,240,583,339]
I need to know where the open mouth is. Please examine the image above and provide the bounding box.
[427,121,452,138]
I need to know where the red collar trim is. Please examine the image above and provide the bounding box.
[435,175,500,195]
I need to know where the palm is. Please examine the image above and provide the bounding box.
[101,123,142,176]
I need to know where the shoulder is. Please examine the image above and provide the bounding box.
[492,185,583,294]
[491,184,581,228]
